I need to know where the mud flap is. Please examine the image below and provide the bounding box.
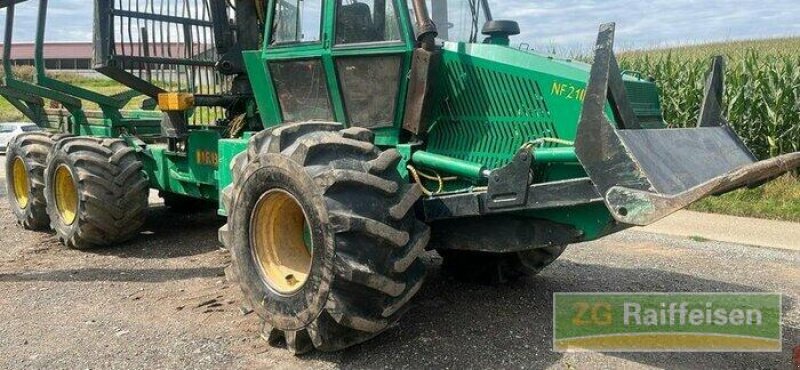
[575,23,800,226]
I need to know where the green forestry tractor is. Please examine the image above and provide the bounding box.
[2,0,798,354]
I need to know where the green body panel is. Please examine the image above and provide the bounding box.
[141,130,222,202]
[217,137,250,216]
[243,50,283,127]
[524,203,618,241]
[373,128,403,147]
[425,42,663,170]
[147,1,667,243]
[394,143,415,181]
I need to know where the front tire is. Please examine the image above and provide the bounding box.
[44,137,148,249]
[220,123,429,354]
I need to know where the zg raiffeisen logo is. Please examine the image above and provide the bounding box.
[553,293,782,352]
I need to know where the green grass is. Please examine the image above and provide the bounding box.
[0,95,25,121]
[689,235,711,243]
[0,66,149,120]
[690,175,800,222]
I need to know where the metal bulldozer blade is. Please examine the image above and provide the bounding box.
[575,23,800,226]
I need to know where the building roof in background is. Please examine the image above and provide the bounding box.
[0,42,92,59]
[0,42,207,59]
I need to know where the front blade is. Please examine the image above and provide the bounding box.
[604,152,800,226]
[575,23,800,226]
[615,126,755,195]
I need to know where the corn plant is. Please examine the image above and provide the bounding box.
[620,39,800,160]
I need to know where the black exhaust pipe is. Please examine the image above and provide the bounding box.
[410,0,437,50]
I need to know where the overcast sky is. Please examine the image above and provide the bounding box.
[1,0,798,50]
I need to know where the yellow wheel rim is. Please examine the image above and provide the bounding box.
[54,165,78,226]
[11,157,30,209]
[250,189,313,295]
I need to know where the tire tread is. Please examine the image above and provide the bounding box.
[45,136,148,249]
[220,123,429,353]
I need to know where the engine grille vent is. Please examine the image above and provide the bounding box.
[427,60,558,170]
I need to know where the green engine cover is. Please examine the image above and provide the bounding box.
[425,42,663,171]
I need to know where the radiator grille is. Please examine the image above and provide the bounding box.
[623,79,665,128]
[426,60,558,169]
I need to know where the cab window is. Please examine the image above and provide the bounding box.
[336,55,402,128]
[269,60,334,122]
[271,0,324,45]
[335,0,402,44]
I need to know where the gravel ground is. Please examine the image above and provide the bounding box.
[0,158,798,369]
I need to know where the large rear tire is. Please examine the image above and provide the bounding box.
[220,123,429,354]
[44,137,148,249]
[5,132,69,230]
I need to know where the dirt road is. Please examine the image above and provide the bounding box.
[0,160,798,369]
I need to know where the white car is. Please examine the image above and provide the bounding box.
[0,123,43,154]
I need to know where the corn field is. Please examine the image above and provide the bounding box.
[619,38,800,160]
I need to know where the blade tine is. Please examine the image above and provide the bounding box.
[579,23,616,129]
[697,55,726,127]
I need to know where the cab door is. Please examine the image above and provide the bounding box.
[262,0,335,124]
[329,0,414,143]
[261,0,414,143]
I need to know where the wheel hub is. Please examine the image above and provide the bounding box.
[11,157,30,209]
[54,165,78,225]
[250,189,313,295]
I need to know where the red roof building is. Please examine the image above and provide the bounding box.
[1,42,94,70]
[0,42,205,71]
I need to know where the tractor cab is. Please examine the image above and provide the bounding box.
[253,0,520,142]
[252,0,417,144]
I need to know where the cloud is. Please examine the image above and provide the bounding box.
[1,0,798,49]
[493,0,800,51]
[1,0,91,42]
